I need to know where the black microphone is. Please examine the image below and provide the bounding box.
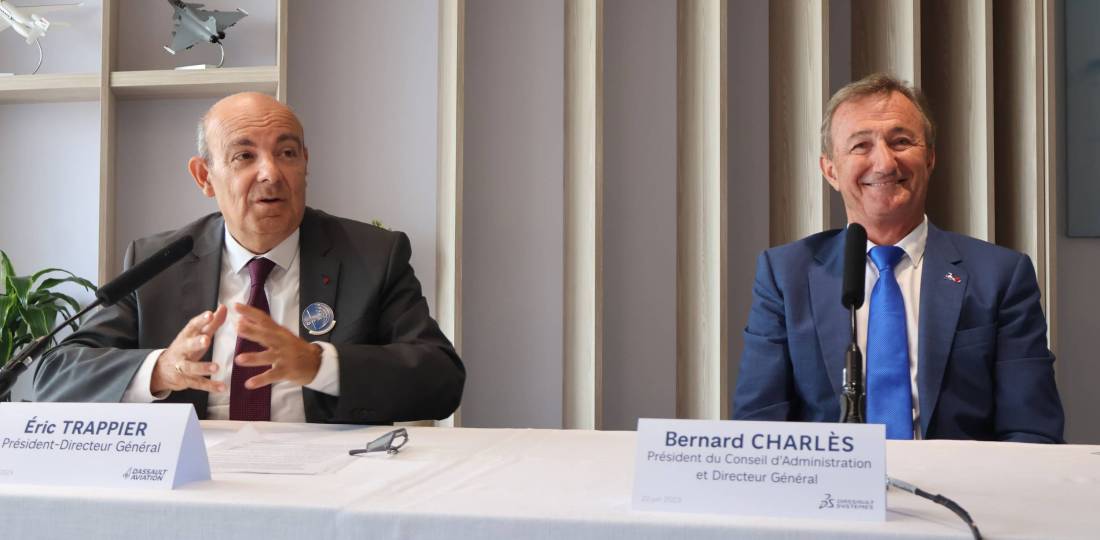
[0,235,194,398]
[839,224,867,423]
[96,235,194,306]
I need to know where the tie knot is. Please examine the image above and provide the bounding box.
[247,257,276,287]
[869,245,905,272]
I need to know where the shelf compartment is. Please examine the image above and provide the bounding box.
[0,74,100,104]
[110,66,278,100]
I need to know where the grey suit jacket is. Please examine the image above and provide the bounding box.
[34,208,465,424]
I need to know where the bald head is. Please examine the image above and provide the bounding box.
[188,91,309,254]
[196,92,305,163]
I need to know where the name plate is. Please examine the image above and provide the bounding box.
[633,419,885,521]
[0,402,210,489]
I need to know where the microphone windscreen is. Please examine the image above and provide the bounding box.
[841,223,868,309]
[95,235,194,306]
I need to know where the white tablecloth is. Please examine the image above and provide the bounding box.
[1,421,1096,539]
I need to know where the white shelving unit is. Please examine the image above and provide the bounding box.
[0,0,287,282]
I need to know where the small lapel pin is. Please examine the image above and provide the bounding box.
[322,274,331,286]
[302,302,336,335]
[944,272,962,284]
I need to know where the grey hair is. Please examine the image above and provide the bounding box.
[820,72,936,158]
[196,115,211,163]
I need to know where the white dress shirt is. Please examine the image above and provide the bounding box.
[855,215,927,439]
[122,227,340,422]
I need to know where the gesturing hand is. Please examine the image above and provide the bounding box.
[150,305,228,394]
[233,303,322,389]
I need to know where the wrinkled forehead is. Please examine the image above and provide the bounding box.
[206,96,305,148]
[833,92,923,135]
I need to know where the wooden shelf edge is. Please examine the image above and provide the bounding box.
[110,65,279,100]
[0,73,101,104]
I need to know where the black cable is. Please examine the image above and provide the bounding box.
[888,477,982,540]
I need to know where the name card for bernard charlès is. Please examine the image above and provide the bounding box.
[0,402,210,489]
[632,418,885,521]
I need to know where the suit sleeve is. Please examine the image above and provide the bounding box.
[733,250,795,420]
[328,232,465,423]
[34,242,156,403]
[993,254,1065,443]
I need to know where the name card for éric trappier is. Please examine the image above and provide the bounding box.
[632,419,885,522]
[0,403,210,490]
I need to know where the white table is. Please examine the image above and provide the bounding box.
[1,421,1096,539]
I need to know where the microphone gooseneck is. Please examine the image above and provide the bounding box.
[839,223,867,424]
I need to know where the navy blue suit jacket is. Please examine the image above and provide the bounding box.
[733,223,1064,443]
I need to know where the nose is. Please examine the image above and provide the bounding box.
[255,152,283,183]
[868,139,899,175]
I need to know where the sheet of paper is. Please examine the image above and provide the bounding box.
[207,425,353,475]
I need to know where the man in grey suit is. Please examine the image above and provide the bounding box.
[35,92,464,424]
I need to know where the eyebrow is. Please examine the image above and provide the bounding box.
[846,126,918,142]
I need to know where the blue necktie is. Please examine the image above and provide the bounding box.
[867,246,913,440]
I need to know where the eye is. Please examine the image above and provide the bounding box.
[849,141,871,155]
[232,151,254,162]
[280,147,300,158]
[890,137,915,150]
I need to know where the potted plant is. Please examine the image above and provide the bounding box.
[1,250,96,400]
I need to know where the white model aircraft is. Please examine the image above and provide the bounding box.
[0,1,81,46]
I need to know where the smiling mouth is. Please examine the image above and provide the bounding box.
[861,178,907,187]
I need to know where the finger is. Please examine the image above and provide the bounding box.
[245,368,279,390]
[179,333,214,361]
[234,302,274,323]
[200,304,229,335]
[236,317,283,346]
[181,374,227,394]
[176,359,219,377]
[180,310,218,339]
[235,351,275,367]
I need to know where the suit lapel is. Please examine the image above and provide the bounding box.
[810,232,849,399]
[175,214,224,418]
[917,224,966,437]
[298,209,341,344]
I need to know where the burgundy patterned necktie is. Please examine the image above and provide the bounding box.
[229,257,277,421]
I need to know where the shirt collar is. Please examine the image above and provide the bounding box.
[223,226,300,274]
[864,214,928,267]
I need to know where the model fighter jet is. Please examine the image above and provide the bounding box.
[163,0,247,56]
[0,1,81,46]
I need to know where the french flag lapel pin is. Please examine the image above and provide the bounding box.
[944,272,962,284]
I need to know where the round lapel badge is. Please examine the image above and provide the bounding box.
[302,302,336,335]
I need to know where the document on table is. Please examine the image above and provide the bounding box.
[207,425,354,475]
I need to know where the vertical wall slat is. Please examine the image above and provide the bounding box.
[277,0,288,102]
[851,0,919,84]
[563,0,604,430]
[921,0,994,241]
[98,0,118,283]
[1040,0,1057,350]
[769,0,829,245]
[436,0,465,428]
[676,0,727,420]
[993,0,1050,312]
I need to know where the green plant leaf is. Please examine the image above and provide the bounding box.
[0,250,14,287]
[30,290,81,315]
[16,304,51,338]
[33,270,97,293]
[6,275,32,303]
[0,294,15,330]
[0,328,12,368]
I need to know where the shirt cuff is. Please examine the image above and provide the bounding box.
[121,349,171,402]
[305,341,340,396]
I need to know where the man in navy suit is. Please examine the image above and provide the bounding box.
[733,73,1064,442]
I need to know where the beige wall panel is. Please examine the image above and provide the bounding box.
[851,0,919,83]
[563,0,603,430]
[677,0,727,420]
[769,0,829,245]
[921,0,993,240]
[436,0,464,428]
[993,0,1049,306]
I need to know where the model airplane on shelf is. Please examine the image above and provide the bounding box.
[163,0,247,64]
[0,1,81,45]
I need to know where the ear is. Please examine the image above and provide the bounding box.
[926,146,936,174]
[820,153,840,192]
[188,156,216,198]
